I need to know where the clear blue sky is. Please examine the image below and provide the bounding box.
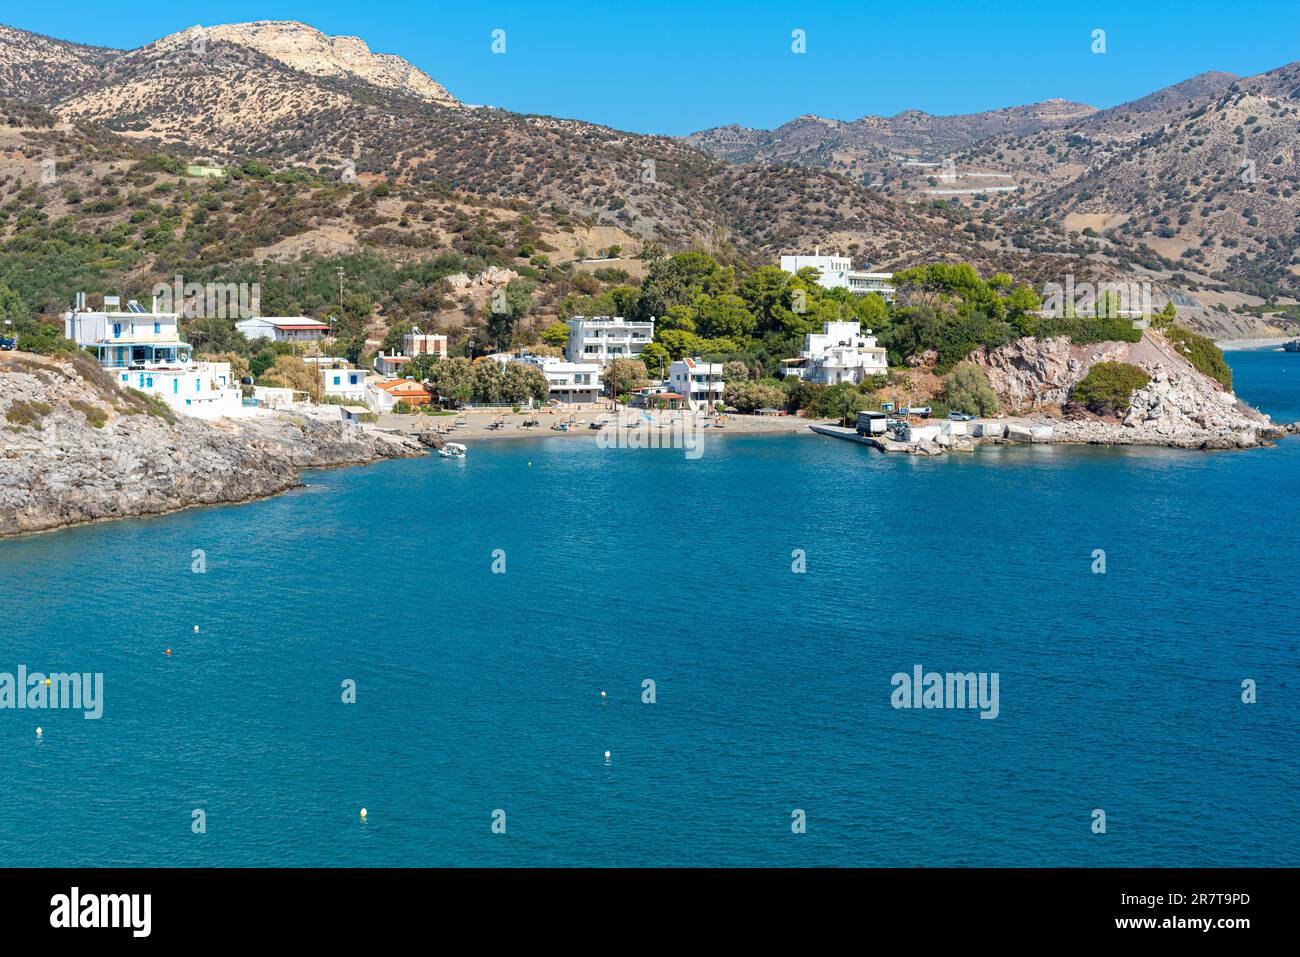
[6,1,1299,135]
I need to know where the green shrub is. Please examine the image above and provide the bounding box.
[4,399,52,429]
[723,380,786,414]
[68,399,108,428]
[941,363,1000,416]
[1033,314,1143,345]
[1164,325,1232,389]
[1071,362,1151,415]
[15,323,76,356]
[807,382,869,422]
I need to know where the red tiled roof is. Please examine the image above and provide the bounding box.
[378,379,428,395]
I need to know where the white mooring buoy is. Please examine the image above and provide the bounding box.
[359,807,367,820]
[35,727,42,737]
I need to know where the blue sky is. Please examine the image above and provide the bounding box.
[6,1,1299,135]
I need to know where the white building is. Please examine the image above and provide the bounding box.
[566,315,654,364]
[318,361,369,402]
[373,354,411,377]
[668,357,725,411]
[520,356,603,405]
[64,295,244,419]
[235,316,331,343]
[781,321,888,386]
[779,250,895,300]
[402,330,448,359]
[253,386,297,409]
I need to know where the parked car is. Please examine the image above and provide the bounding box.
[948,411,976,421]
[0,337,16,351]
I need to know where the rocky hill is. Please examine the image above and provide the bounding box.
[0,24,116,104]
[687,99,1096,179]
[971,329,1275,444]
[0,351,422,537]
[689,64,1300,324]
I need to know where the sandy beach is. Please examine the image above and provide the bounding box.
[1216,336,1296,351]
[375,407,834,443]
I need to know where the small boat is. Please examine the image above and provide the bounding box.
[1284,340,1300,353]
[438,442,468,458]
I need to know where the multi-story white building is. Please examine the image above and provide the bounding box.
[64,296,245,419]
[235,316,331,342]
[566,315,654,364]
[402,330,448,359]
[781,321,888,386]
[520,356,603,405]
[668,357,725,411]
[779,249,895,300]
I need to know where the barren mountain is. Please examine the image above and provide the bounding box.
[0,19,1294,339]
[955,63,1300,300]
[178,22,458,107]
[0,24,117,104]
[0,21,1011,271]
[687,100,1097,183]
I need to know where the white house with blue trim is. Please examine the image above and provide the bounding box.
[64,295,245,419]
[314,359,369,402]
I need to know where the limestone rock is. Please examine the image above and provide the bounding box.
[0,353,424,537]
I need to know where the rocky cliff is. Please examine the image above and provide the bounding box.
[970,331,1282,449]
[0,352,423,538]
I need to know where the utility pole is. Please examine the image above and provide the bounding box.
[336,266,345,315]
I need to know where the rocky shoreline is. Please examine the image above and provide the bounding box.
[844,332,1292,456]
[0,352,424,538]
[1,328,1290,535]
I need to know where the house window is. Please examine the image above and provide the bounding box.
[333,376,341,386]
[173,378,178,394]
[154,322,160,334]
[113,323,122,338]
[196,379,201,392]
[350,375,358,385]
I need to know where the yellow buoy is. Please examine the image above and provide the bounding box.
[165,648,172,656]
[44,678,51,687]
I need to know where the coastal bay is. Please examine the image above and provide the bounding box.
[0,348,1295,867]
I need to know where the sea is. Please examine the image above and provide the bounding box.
[1,348,1296,866]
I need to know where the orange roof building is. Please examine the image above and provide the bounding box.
[377,378,432,406]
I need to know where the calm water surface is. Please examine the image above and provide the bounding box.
[1,349,1296,866]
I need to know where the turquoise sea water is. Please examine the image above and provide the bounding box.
[1,350,1297,867]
